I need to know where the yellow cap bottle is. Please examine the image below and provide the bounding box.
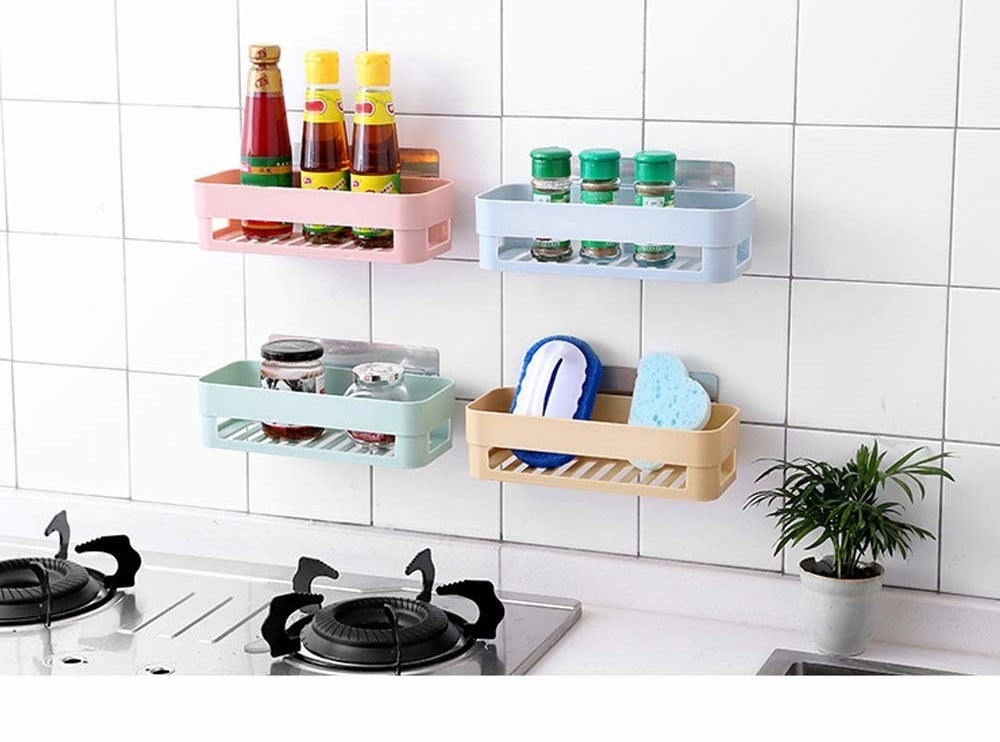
[304,50,340,85]
[355,51,391,87]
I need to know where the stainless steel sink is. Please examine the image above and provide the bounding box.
[758,649,959,676]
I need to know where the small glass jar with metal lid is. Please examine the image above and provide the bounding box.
[529,146,573,262]
[632,150,677,267]
[344,361,410,451]
[578,148,621,263]
[259,338,326,440]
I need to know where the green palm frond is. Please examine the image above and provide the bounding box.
[744,442,953,579]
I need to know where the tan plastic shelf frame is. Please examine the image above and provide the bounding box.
[465,388,740,502]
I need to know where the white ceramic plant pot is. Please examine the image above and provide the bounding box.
[799,557,885,656]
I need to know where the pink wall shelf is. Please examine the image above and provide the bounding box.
[193,170,454,263]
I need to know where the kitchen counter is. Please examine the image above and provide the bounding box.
[530,603,1000,675]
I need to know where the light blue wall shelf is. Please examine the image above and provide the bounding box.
[198,361,454,469]
[475,160,755,283]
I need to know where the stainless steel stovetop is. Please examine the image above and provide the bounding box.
[0,539,581,676]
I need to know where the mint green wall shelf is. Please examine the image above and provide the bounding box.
[198,360,454,468]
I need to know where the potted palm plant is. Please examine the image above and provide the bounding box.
[745,442,953,656]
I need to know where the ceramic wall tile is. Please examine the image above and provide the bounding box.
[946,289,1000,445]
[646,0,797,123]
[125,240,244,376]
[14,364,129,498]
[3,102,122,237]
[118,0,239,107]
[797,0,961,125]
[130,372,247,510]
[793,126,953,284]
[9,234,126,369]
[789,280,947,438]
[951,130,1000,289]
[0,0,118,103]
[502,0,644,118]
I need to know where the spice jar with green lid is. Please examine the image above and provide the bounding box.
[632,150,677,267]
[530,147,573,262]
[579,148,621,263]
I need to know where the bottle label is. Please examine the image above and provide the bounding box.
[635,190,675,254]
[304,89,345,124]
[635,192,675,208]
[302,170,349,232]
[261,374,325,395]
[581,188,618,249]
[354,90,395,125]
[241,155,293,187]
[351,172,402,238]
[249,68,283,95]
[532,189,570,248]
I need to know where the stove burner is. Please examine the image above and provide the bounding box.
[0,511,142,627]
[261,549,505,674]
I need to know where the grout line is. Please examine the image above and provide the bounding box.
[780,0,804,575]
[497,0,505,543]
[0,45,17,489]
[111,0,134,501]
[937,0,966,593]
[634,0,650,558]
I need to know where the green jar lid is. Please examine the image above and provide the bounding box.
[634,150,677,184]
[579,148,621,181]
[530,147,572,179]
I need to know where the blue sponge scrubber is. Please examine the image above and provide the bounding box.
[510,335,603,468]
[628,352,711,471]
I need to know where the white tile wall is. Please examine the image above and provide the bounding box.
[503,0,644,119]
[951,130,1000,288]
[125,240,244,376]
[117,0,239,108]
[0,3,997,602]
[958,0,1000,128]
[249,454,370,525]
[793,126,954,284]
[9,234,126,369]
[129,372,247,510]
[788,281,948,438]
[940,442,1000,598]
[3,102,122,237]
[945,289,1000,445]
[645,0,797,124]
[13,364,129,498]
[796,0,961,126]
[0,0,119,103]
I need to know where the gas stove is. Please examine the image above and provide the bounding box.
[0,512,580,675]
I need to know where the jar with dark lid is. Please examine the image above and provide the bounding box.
[529,147,573,262]
[633,150,677,267]
[579,148,621,263]
[259,339,326,440]
[344,362,409,451]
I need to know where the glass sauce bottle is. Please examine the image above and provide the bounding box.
[300,50,351,243]
[350,52,400,249]
[241,44,293,241]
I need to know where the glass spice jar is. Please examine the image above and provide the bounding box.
[578,148,621,263]
[633,150,677,267]
[259,339,326,441]
[529,147,573,262]
[345,362,410,451]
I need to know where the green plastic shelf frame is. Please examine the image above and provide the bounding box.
[198,360,454,469]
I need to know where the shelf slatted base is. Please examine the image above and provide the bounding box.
[215,419,396,458]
